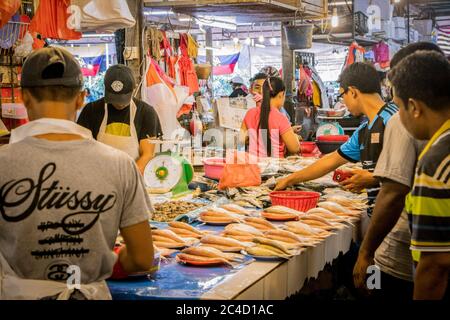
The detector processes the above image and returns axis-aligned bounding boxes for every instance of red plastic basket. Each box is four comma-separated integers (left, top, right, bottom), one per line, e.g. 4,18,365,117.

269,191,320,212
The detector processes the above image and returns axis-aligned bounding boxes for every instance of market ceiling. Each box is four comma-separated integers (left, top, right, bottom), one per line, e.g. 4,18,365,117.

143,0,328,23
410,0,450,18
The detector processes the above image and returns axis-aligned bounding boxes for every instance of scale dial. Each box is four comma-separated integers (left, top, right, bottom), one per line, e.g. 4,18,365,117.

316,122,343,136
144,155,183,190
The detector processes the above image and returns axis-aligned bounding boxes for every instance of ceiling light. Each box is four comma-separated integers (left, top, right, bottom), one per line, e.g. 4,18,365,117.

258,35,265,43
331,8,339,28
270,37,277,45
144,10,174,16
245,37,251,45
233,37,240,44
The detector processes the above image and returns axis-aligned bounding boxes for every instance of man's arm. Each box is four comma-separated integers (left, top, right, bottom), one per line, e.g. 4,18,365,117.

136,138,156,175
119,221,154,273
414,252,450,300
275,151,348,190
238,123,249,150
353,178,410,289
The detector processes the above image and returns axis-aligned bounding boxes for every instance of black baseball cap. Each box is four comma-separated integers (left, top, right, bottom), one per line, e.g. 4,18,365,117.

21,47,83,88
104,64,136,106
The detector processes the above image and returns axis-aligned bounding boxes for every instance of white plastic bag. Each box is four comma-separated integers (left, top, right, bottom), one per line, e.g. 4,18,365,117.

68,0,135,33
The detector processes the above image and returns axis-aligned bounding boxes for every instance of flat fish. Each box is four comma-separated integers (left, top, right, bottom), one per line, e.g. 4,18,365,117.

244,217,277,230
176,253,231,266
265,206,305,216
225,223,264,236
168,221,204,235
152,229,187,243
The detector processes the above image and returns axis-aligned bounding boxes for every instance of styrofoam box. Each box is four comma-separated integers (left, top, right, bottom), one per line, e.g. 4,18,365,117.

392,17,406,28
394,27,407,41
1,103,28,119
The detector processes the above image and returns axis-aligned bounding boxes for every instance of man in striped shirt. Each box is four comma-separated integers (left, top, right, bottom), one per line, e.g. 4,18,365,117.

390,51,450,300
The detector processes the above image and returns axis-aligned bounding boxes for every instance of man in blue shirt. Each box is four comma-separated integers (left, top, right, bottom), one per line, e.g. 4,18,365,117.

276,62,397,217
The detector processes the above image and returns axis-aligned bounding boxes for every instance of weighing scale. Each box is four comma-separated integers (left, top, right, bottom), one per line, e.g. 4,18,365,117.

316,116,345,136
143,152,194,197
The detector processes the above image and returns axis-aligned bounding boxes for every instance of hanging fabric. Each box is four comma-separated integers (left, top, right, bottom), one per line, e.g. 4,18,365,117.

345,41,366,67
68,0,136,33
0,0,20,29
142,56,191,139
146,27,163,61
30,0,82,40
187,34,199,59
373,41,390,63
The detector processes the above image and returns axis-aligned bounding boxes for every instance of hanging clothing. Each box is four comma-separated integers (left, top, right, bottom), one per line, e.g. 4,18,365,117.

345,42,366,66
187,34,199,59
178,56,200,95
0,0,20,29
146,27,163,61
312,81,322,107
95,100,140,160
373,41,390,63
30,0,82,40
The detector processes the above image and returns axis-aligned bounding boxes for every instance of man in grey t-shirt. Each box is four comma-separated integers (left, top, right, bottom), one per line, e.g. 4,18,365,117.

0,48,154,299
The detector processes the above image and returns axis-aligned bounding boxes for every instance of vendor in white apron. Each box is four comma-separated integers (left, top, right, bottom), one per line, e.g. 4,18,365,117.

78,65,162,174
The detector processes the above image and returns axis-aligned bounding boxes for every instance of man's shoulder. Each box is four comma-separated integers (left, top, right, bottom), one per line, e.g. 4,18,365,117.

379,103,399,125
419,131,450,182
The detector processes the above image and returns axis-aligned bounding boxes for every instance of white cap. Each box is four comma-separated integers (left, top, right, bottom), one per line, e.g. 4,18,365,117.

230,76,244,84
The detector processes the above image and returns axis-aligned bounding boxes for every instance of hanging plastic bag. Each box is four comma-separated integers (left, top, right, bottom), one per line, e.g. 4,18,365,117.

218,152,261,190
0,0,20,29
68,0,135,33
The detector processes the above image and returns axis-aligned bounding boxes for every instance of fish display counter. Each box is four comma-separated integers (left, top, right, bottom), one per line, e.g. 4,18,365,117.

108,179,366,300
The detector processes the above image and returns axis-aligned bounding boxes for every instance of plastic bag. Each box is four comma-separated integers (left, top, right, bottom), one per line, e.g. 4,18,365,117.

218,152,261,190
69,0,135,33
0,0,20,29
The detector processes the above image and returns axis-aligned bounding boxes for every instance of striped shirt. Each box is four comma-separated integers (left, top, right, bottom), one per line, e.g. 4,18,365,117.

338,102,399,216
405,119,450,262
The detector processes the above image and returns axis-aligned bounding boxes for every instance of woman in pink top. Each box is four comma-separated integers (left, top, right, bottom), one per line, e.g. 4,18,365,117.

240,77,300,158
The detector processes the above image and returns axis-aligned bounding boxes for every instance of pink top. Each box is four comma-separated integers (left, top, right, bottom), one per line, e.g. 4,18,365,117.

243,106,292,158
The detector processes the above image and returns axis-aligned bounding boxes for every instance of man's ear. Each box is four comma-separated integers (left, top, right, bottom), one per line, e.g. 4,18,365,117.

408,99,423,119
348,86,358,99
75,90,86,110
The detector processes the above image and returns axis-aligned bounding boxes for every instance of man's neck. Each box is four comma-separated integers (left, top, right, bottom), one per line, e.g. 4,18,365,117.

361,95,386,123
425,110,450,140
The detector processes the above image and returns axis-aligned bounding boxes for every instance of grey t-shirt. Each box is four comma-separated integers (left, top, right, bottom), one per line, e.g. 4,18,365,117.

0,137,152,283
373,113,425,282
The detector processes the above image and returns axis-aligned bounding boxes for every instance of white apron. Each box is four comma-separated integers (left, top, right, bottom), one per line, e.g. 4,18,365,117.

96,101,140,160
0,251,111,300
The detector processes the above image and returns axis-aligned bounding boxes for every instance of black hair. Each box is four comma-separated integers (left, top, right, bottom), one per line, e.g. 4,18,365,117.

259,77,285,156
251,73,268,83
339,62,381,95
390,41,444,69
389,51,450,111
23,86,82,103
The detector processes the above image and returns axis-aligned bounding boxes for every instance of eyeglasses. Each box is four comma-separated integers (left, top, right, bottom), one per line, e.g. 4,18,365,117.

337,89,347,100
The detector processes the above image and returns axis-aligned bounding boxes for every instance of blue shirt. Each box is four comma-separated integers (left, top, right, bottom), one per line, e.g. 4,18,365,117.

338,102,399,216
